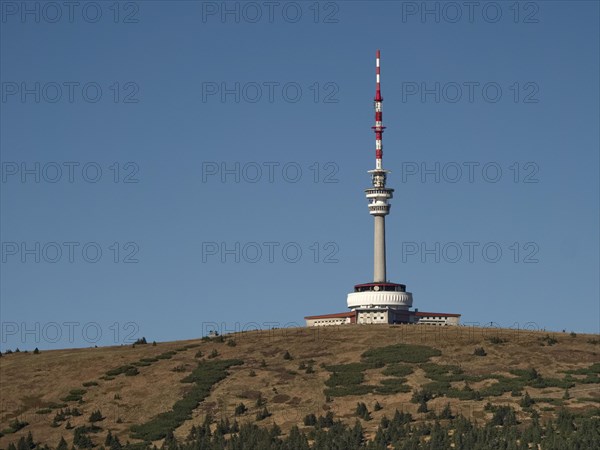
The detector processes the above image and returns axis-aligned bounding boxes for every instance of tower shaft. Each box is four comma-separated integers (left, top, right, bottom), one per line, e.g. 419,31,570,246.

373,215,386,282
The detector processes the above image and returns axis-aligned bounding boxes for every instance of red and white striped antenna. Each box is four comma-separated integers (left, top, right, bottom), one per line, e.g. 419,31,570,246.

373,49,386,170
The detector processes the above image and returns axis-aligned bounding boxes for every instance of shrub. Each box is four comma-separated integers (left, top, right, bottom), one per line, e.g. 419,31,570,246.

227,340,237,347
61,389,87,402
125,367,139,376
195,350,204,358
420,363,465,383
208,349,219,359
488,336,507,344
156,351,177,360
106,365,135,377
83,381,99,387
474,347,487,356
140,357,158,363
541,334,558,346
283,351,292,360
249,370,256,377
375,379,411,394
381,364,413,377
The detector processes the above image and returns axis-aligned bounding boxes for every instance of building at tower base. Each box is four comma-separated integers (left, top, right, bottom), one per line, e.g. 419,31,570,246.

304,310,461,327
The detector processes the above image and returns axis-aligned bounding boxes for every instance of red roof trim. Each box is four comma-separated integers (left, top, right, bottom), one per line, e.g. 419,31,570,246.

415,312,461,317
304,312,356,320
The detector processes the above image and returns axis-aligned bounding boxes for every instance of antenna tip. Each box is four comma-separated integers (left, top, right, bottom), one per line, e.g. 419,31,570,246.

376,49,380,58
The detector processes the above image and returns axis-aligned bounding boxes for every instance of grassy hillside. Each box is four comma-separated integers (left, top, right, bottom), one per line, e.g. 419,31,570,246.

1,325,599,448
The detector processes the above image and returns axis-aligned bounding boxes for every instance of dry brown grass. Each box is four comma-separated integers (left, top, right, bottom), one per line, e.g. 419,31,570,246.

1,325,598,447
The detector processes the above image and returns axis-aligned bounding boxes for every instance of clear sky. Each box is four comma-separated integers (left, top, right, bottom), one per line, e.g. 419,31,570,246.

1,1,598,350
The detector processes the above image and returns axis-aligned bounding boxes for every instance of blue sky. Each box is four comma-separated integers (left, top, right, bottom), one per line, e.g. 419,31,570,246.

1,1,598,349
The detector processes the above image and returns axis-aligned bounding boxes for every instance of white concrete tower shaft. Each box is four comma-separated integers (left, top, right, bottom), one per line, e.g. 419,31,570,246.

366,50,394,283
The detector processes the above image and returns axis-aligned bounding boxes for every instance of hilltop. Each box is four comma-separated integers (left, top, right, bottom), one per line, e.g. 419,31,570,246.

1,325,599,448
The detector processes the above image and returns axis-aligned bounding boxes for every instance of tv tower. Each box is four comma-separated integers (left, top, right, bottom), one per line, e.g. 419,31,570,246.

346,50,414,324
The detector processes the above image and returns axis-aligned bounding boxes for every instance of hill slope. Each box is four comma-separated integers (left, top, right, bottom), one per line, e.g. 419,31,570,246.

1,326,599,448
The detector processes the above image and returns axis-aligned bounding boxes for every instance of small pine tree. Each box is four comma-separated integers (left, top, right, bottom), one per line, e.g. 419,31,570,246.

355,402,371,420
440,403,453,419
417,399,428,413
256,406,271,421
563,388,570,400
520,391,534,408
56,437,68,450
303,413,317,426
89,409,104,423
105,431,113,446
109,435,122,450
33,348,40,354
26,431,35,449
283,351,292,360
260,359,267,368
234,403,247,415
373,401,382,411
255,394,265,407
